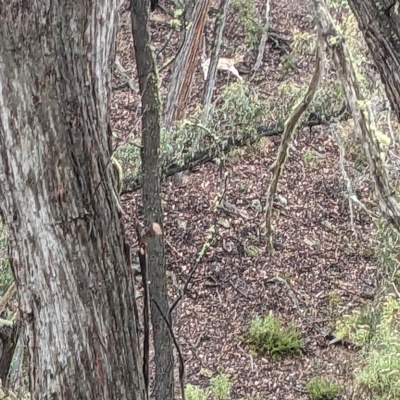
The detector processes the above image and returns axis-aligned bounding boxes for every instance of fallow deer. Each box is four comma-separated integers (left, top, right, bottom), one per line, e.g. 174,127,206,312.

201,54,244,81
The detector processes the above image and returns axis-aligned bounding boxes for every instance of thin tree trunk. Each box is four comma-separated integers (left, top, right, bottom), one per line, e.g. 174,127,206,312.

163,0,211,127
0,1,146,398
253,0,270,72
131,2,175,400
313,0,400,232
347,0,400,123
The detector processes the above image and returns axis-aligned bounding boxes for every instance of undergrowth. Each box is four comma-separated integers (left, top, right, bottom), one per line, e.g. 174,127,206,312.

306,377,341,400
230,0,263,49
185,373,232,400
242,312,303,358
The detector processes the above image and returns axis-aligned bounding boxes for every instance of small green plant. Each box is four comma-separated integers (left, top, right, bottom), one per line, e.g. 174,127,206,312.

185,384,207,400
306,377,341,400
210,374,231,400
243,312,304,358
328,290,341,310
244,244,261,258
303,149,316,168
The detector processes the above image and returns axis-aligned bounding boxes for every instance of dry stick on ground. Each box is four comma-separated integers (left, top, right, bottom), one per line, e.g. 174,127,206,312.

113,59,138,92
253,0,270,72
313,0,400,233
200,0,230,129
267,276,325,335
264,27,325,251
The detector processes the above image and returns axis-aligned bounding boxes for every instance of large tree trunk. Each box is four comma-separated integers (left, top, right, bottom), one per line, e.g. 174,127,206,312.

0,2,146,399
347,0,400,122
131,2,175,400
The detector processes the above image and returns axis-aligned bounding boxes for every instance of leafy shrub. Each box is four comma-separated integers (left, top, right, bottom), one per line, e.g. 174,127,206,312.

306,377,341,400
185,384,207,400
210,373,231,400
243,312,304,358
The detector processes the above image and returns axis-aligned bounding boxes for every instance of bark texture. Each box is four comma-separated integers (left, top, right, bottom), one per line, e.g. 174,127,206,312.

347,0,400,122
201,0,230,127
0,1,146,398
131,2,175,400
163,0,211,127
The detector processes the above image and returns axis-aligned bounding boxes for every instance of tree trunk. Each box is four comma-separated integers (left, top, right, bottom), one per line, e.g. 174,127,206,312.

313,0,400,231
163,0,211,127
131,2,175,400
0,2,146,399
347,0,400,123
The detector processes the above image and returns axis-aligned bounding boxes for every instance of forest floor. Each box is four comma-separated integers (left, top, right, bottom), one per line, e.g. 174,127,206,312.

111,0,377,398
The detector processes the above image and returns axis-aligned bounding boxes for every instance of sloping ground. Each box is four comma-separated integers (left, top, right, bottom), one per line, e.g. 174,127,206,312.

123,125,375,399
112,0,377,398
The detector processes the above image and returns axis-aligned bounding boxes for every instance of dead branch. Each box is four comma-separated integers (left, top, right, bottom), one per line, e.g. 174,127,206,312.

122,107,351,193
264,27,325,251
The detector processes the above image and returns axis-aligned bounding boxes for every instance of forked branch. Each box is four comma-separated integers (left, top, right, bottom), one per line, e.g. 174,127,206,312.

264,27,325,251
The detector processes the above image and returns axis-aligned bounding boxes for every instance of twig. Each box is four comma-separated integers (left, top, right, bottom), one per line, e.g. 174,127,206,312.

267,276,325,335
229,279,250,299
165,237,180,257
113,59,138,93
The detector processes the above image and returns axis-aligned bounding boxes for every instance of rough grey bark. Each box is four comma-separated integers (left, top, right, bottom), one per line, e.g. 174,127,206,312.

163,0,211,127
347,0,400,123
0,1,146,399
131,2,175,400
313,0,400,232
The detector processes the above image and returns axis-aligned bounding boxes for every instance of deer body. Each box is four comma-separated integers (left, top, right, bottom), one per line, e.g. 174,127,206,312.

201,55,244,81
